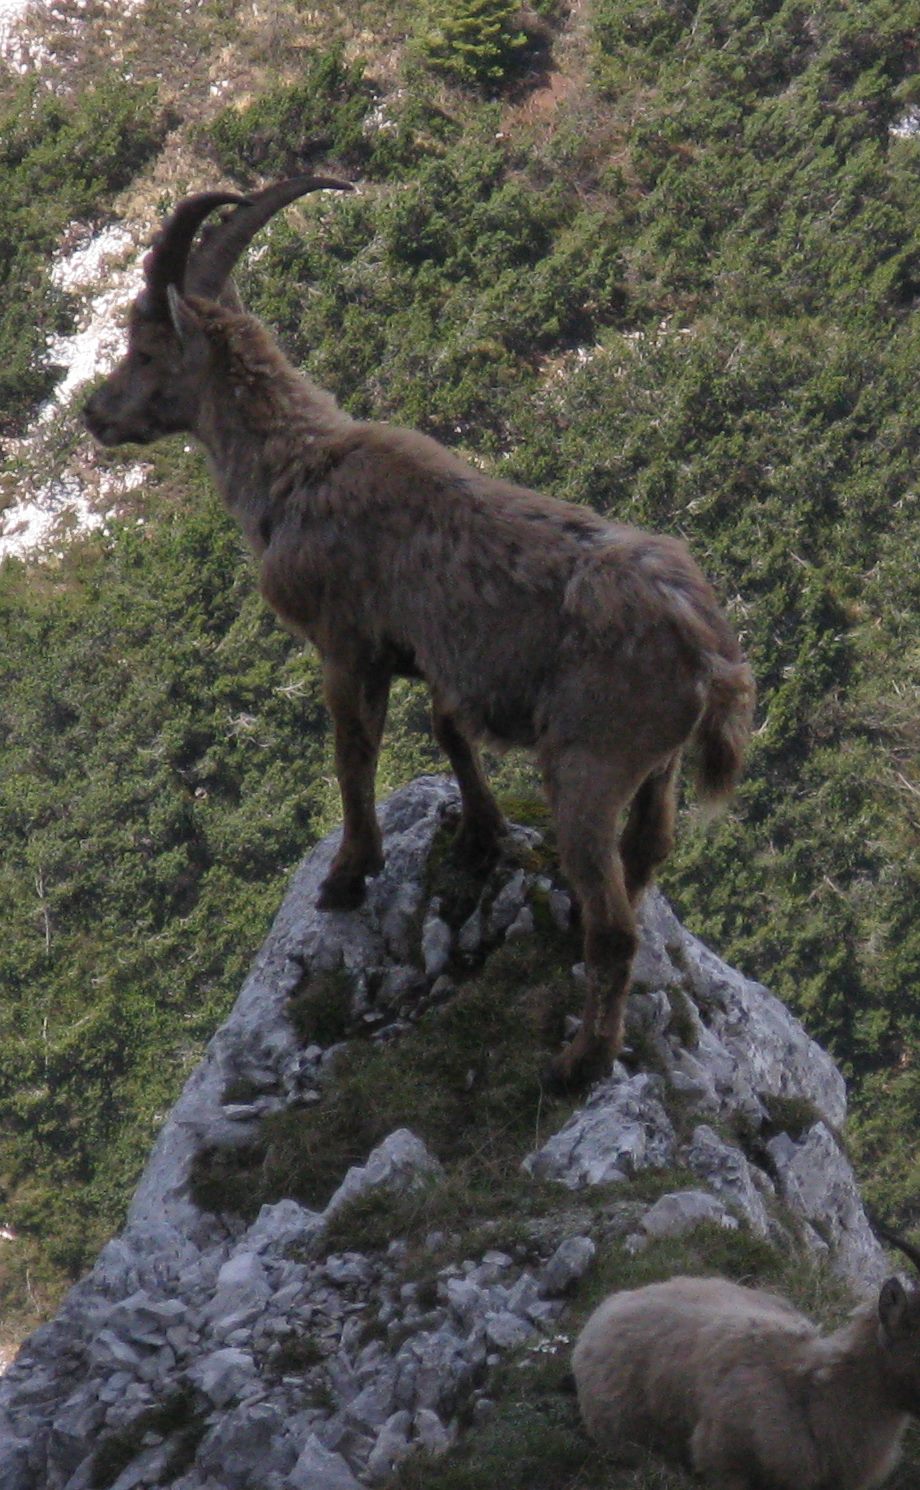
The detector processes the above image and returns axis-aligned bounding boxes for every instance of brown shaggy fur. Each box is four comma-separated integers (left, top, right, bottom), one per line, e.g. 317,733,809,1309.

84,187,754,1088
573,1275,920,1490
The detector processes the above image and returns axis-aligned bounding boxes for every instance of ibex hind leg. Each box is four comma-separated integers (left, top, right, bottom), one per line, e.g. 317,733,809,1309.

540,744,640,1091
619,751,680,906
431,702,506,870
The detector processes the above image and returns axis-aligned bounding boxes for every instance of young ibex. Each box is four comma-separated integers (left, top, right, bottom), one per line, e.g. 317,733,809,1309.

573,1274,920,1489
83,176,754,1088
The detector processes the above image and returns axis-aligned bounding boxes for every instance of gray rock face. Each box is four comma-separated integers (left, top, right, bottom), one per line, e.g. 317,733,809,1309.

0,776,887,1489
326,1130,443,1223
524,1072,676,1187
767,1122,887,1285
682,1124,772,1237
539,1237,597,1297
632,1190,738,1245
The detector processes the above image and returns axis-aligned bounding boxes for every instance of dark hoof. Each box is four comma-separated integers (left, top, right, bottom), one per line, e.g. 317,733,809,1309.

543,1044,614,1095
450,824,504,872
316,872,368,911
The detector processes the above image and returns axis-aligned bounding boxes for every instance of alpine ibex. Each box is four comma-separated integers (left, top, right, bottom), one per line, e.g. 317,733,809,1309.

83,176,754,1088
573,1273,920,1489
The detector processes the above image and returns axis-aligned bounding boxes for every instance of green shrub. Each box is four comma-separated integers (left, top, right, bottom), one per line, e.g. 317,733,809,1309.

414,0,529,88
204,48,377,181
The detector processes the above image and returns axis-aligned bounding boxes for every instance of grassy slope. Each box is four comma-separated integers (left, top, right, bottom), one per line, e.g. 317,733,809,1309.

0,0,918,1337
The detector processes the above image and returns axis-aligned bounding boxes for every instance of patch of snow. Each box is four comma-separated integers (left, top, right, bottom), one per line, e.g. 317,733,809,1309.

97,463,148,501
1,0,148,71
0,472,97,559
0,216,151,560
0,0,29,39
364,99,400,136
0,460,149,561
51,222,135,294
41,242,144,419
891,108,920,139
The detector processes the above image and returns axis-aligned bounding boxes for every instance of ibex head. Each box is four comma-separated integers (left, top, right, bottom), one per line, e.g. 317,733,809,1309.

877,1276,920,1412
83,175,351,448
868,1212,920,1412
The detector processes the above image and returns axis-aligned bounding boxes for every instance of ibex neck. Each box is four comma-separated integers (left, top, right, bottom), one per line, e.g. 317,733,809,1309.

191,310,351,547
807,1309,908,1487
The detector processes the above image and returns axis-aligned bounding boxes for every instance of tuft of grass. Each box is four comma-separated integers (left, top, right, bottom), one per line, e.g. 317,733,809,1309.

191,934,581,1219
287,966,355,1047
221,1075,266,1105
665,987,699,1050
322,1164,566,1262
268,1331,325,1375
90,1389,205,1489
759,1093,823,1142
391,1348,693,1490
188,1137,268,1219
424,819,495,934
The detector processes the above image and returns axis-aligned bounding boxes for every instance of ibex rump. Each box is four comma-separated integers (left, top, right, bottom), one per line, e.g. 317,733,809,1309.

573,1274,920,1489
83,177,754,1088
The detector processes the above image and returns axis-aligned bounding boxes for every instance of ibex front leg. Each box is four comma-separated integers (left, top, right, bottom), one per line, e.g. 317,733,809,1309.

318,659,391,910
431,700,506,869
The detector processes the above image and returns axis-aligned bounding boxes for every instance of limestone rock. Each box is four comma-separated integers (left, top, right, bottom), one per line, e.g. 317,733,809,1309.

767,1122,888,1285
539,1237,597,1297
0,776,888,1490
288,1436,363,1490
636,1189,738,1242
682,1124,771,1236
325,1129,443,1221
523,1072,676,1187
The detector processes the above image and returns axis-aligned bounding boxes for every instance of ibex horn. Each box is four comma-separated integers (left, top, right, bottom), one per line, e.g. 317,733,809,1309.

139,191,249,317
866,1207,920,1274
185,174,353,300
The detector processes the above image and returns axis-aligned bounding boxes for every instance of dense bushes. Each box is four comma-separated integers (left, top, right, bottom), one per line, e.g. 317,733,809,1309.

2,0,919,1312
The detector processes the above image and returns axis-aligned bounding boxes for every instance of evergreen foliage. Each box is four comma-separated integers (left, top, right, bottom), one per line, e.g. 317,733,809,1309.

414,0,529,87
1,0,918,1322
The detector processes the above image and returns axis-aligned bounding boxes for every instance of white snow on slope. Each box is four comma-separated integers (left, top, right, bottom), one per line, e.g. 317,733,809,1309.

2,0,148,70
891,108,920,140
0,0,161,560
1,223,149,561
43,224,143,417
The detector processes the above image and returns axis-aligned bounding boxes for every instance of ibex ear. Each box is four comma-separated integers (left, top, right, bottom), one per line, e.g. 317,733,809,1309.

166,284,203,346
879,1276,909,1339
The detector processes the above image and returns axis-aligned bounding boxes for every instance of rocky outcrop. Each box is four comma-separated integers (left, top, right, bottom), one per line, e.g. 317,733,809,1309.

0,777,887,1490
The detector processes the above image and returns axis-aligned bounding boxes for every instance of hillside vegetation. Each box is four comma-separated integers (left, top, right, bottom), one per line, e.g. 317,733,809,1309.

0,0,918,1329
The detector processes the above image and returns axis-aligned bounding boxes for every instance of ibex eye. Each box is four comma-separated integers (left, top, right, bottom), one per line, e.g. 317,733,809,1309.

136,351,153,367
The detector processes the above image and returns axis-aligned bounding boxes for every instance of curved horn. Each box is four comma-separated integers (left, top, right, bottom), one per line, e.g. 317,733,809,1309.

867,1208,920,1274
138,191,249,317
185,174,353,299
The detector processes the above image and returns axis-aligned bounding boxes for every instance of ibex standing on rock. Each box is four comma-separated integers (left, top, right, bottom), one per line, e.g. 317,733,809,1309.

573,1273,920,1489
83,176,754,1088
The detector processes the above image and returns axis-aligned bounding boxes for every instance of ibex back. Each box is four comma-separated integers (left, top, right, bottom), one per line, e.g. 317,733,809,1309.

83,178,754,1088
573,1274,920,1489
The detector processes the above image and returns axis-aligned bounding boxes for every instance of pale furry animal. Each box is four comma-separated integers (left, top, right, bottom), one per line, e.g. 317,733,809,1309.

83,176,754,1088
573,1274,920,1489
